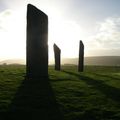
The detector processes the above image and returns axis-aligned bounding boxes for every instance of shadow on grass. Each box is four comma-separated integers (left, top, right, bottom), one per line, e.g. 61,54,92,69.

93,73,120,81
62,70,120,102
3,77,63,120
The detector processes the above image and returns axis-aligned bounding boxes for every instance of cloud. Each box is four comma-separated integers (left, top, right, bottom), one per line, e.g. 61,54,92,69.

0,9,26,60
96,17,120,48
0,9,12,31
86,17,120,52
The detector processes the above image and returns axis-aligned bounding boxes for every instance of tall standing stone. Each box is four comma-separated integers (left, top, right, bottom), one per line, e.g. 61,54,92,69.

53,44,61,71
7,4,64,120
26,4,48,78
78,40,84,72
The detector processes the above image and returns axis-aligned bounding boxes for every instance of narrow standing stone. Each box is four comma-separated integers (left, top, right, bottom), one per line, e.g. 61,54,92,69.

26,4,48,78
78,40,84,72
53,44,61,71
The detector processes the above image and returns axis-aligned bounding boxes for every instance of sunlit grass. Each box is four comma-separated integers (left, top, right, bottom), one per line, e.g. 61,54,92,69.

49,65,120,120
0,65,120,120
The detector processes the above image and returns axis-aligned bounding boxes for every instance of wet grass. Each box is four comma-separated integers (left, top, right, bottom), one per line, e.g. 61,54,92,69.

0,65,120,120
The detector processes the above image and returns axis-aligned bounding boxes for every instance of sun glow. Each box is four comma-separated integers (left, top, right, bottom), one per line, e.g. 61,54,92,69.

49,16,85,60
0,3,86,62
0,9,26,60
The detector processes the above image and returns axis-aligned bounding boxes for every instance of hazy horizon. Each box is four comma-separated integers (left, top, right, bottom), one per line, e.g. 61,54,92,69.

1,56,120,66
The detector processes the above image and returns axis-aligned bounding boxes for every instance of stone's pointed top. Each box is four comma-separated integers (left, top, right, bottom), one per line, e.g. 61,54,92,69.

54,43,59,48
54,43,61,52
80,40,83,43
27,3,48,17
27,3,34,8
80,40,84,46
53,43,57,47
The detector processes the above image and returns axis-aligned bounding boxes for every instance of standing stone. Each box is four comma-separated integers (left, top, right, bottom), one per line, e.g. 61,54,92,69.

26,4,48,78
53,44,61,71
78,40,84,72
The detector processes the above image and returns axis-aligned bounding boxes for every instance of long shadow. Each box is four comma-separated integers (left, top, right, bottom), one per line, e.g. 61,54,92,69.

62,70,120,102
93,73,120,81
4,77,63,120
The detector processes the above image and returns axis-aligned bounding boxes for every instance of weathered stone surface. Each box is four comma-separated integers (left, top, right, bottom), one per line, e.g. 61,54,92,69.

6,4,63,120
78,40,84,72
53,44,61,70
26,4,48,78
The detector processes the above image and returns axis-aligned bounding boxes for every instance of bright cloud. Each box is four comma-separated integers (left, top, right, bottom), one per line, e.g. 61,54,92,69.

94,17,120,49
0,9,26,60
85,17,120,56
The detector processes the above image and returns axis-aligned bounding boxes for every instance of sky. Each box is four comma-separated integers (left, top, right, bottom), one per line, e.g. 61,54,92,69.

0,0,120,62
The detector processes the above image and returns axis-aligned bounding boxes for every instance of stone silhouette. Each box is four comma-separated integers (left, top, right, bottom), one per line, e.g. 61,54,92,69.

53,44,61,71
6,4,63,120
78,40,84,72
26,4,48,78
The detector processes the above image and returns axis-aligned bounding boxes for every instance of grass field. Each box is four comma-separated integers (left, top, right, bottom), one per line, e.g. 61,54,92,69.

0,65,120,120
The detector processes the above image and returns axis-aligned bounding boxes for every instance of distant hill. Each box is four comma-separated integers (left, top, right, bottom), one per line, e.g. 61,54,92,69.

62,56,120,66
0,56,120,66
0,59,25,65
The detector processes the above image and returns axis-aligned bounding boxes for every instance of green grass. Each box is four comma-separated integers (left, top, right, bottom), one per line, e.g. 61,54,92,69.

0,65,120,120
0,65,25,112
